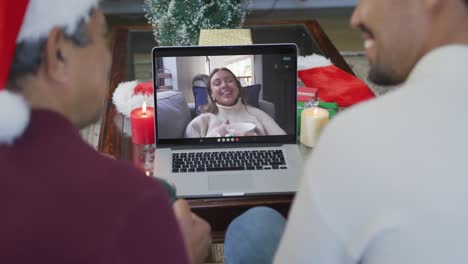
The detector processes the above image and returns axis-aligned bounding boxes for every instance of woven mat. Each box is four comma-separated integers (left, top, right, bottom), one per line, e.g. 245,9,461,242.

342,54,398,96
205,243,224,264
199,29,252,46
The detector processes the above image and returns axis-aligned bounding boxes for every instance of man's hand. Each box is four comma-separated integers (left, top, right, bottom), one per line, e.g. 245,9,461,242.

173,199,212,264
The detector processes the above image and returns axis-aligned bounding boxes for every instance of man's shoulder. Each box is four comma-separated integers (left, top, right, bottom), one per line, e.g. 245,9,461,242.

308,87,418,194
308,88,413,195
87,156,165,197
323,89,406,143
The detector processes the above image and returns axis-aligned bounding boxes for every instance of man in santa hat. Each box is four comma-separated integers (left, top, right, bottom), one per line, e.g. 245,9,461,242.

0,1,210,263
224,0,468,263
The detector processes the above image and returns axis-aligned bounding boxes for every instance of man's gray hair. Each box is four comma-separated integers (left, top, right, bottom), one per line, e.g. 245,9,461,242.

8,15,91,90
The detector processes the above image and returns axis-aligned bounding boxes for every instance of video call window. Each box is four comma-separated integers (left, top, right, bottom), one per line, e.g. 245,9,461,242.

155,54,296,140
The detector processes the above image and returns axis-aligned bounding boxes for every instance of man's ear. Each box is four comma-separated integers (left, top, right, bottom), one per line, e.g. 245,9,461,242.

43,27,70,84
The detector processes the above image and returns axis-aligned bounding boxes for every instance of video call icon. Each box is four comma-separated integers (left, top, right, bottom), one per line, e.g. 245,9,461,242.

216,138,238,143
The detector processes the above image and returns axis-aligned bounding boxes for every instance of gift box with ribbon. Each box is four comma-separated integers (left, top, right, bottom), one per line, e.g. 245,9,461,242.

298,86,318,103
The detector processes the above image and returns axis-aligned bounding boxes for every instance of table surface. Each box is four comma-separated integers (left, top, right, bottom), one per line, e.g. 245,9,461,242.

99,20,353,242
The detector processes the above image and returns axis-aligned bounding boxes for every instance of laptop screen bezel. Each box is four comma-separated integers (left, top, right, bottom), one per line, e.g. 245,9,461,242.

152,44,298,148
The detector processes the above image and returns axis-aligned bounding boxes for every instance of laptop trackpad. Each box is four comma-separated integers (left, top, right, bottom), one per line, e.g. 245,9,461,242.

208,173,253,192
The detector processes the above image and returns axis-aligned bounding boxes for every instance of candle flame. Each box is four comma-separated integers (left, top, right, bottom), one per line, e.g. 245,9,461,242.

142,101,147,113
313,107,320,116
145,171,151,177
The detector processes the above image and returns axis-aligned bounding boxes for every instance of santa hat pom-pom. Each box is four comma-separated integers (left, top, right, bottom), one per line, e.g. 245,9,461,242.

112,81,155,117
112,80,139,117
0,90,30,145
298,54,333,71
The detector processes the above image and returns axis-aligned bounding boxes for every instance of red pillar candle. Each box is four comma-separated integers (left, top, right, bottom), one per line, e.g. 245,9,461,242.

130,102,155,144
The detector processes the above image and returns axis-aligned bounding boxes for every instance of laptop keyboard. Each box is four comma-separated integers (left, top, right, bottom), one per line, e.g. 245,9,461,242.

172,149,287,173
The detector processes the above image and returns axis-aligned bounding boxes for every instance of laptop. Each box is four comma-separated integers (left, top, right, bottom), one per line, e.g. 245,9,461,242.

152,44,303,198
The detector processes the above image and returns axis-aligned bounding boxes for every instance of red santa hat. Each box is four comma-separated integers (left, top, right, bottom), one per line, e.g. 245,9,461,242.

0,0,100,145
113,81,155,117
298,54,375,107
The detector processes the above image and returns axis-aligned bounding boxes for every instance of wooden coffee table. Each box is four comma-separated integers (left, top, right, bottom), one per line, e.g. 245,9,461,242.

99,20,353,242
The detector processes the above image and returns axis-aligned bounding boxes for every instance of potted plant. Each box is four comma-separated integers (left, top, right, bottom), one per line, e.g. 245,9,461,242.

144,0,252,46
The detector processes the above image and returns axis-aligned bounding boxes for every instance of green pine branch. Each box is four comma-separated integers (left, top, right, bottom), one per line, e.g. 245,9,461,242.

143,0,252,46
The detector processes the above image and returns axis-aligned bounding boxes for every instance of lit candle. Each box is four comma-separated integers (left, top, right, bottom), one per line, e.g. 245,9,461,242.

130,101,155,145
300,107,329,147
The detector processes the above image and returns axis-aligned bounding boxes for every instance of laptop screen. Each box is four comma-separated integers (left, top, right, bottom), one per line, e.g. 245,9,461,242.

152,44,297,147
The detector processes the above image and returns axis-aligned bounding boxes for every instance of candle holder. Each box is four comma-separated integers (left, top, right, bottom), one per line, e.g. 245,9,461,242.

132,143,156,176
132,143,176,202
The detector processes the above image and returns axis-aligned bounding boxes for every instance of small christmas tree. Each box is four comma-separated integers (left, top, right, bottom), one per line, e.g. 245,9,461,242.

144,0,252,46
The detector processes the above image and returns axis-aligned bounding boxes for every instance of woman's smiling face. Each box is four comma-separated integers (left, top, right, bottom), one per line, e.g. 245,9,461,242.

210,69,240,106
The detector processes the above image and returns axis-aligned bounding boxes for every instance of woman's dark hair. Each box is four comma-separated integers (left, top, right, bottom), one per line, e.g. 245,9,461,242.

7,9,94,91
200,67,249,114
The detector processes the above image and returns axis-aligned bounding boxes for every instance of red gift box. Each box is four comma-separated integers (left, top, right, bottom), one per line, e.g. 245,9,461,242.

297,86,318,103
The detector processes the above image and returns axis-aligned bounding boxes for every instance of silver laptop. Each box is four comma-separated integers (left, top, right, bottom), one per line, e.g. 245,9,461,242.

152,44,303,198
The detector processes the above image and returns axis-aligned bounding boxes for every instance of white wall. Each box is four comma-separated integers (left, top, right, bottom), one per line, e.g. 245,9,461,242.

254,55,263,98
176,57,206,103
209,55,251,71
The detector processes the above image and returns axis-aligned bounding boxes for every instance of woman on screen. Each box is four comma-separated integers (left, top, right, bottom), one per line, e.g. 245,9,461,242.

185,68,286,138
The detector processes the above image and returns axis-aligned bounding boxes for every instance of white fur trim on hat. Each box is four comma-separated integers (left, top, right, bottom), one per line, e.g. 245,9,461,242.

17,0,100,43
298,54,333,71
112,81,154,117
0,90,30,145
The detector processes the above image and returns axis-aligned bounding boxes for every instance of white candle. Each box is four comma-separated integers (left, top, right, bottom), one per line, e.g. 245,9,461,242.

300,107,329,147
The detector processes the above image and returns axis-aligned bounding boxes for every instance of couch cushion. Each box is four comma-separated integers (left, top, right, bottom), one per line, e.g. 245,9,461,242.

193,86,208,115
244,84,261,108
156,91,191,139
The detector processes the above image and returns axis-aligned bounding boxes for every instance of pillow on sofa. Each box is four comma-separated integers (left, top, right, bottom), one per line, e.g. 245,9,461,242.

193,84,262,113
157,91,191,139
193,86,208,114
243,84,261,108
